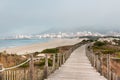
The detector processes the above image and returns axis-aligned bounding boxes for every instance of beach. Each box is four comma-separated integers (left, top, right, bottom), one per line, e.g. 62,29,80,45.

0,38,86,55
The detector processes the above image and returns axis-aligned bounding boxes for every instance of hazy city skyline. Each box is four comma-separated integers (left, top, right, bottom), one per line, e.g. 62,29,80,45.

0,0,120,36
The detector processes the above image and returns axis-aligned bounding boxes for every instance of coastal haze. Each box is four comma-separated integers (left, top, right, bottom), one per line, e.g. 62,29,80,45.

0,0,120,37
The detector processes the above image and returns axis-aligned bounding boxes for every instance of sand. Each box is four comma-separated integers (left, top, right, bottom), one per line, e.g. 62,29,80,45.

0,38,86,55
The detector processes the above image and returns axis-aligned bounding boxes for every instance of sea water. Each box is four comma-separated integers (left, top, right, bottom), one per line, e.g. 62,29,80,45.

0,38,50,49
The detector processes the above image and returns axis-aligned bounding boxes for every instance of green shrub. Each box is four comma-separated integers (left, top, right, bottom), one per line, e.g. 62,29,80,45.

94,41,106,47
35,59,45,66
34,58,53,67
41,48,59,53
101,50,115,54
20,63,29,68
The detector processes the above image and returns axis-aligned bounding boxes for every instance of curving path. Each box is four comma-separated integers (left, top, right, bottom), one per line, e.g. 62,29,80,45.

45,45,107,80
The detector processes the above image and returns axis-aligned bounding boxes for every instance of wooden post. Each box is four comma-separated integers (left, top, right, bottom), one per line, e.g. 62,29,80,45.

44,53,48,79
96,55,99,71
109,54,111,80
59,53,62,67
113,72,116,80
112,72,114,80
109,70,111,80
107,54,110,80
29,54,34,80
115,74,118,80
52,54,55,72
61,53,64,64
63,53,65,64
93,54,96,68
66,51,69,59
92,54,94,66
64,52,66,61
100,54,103,75
0,64,3,80
57,53,60,69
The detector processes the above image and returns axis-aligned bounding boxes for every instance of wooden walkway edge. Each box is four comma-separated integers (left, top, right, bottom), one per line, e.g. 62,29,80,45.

45,45,107,80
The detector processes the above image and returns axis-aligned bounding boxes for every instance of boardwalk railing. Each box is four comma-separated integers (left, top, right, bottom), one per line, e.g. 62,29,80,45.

86,43,119,80
0,42,83,80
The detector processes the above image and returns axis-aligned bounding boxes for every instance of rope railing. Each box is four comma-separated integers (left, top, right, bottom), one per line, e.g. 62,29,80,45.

0,57,44,72
0,58,31,72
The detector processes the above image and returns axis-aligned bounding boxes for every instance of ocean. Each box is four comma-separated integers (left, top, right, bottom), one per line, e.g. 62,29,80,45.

0,38,50,49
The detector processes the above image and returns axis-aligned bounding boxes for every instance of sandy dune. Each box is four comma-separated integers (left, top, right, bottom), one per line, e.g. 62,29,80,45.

0,38,86,55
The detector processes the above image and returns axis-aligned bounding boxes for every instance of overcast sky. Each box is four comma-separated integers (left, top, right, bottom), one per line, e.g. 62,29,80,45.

0,0,120,36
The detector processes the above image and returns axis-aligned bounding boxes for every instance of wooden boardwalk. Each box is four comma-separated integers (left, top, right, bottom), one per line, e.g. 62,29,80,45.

45,45,107,80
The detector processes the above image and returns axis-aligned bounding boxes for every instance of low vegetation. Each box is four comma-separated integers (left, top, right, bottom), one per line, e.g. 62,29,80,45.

0,45,72,68
94,41,107,47
92,40,120,57
91,40,120,76
41,48,59,53
113,39,120,46
0,52,27,68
